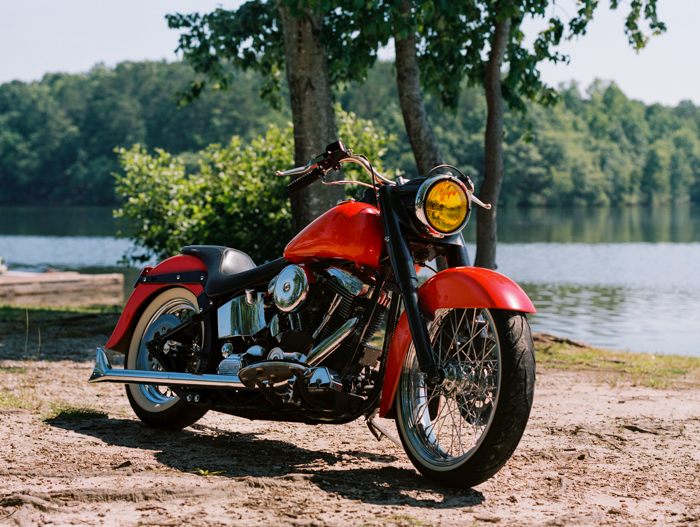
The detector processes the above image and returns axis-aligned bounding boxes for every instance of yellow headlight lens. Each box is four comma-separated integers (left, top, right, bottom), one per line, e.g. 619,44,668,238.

425,180,469,233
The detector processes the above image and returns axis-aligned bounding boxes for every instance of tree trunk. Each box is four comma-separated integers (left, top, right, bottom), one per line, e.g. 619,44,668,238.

278,4,344,234
394,0,442,176
474,16,511,270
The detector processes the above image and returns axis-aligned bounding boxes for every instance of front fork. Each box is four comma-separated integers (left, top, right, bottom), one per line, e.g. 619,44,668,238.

378,186,463,384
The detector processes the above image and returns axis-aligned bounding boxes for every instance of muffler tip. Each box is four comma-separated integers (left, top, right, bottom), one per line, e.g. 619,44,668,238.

88,347,112,383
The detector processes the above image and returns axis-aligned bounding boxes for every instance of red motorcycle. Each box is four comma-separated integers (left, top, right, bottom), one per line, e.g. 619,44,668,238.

89,141,536,488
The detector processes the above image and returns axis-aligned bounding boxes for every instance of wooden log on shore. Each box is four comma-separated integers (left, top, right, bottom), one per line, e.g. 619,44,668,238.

0,271,124,306
532,332,590,348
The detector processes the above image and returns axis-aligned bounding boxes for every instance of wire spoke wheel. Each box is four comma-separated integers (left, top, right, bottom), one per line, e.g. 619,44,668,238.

134,302,200,406
125,288,208,430
400,308,500,465
395,308,535,488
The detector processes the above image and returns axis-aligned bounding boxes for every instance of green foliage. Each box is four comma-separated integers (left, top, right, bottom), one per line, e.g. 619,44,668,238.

167,2,286,108
115,127,293,263
357,0,663,118
0,62,290,206
114,106,394,263
167,0,393,107
3,59,700,209
335,103,399,198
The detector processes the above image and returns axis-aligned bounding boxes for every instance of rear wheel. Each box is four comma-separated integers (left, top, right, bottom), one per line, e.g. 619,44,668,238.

125,288,208,430
395,308,535,488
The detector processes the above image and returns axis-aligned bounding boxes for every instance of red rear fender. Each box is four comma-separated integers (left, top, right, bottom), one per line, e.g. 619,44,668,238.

104,255,206,353
379,267,535,417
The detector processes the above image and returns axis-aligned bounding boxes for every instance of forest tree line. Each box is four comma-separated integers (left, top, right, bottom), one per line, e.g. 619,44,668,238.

1,59,699,207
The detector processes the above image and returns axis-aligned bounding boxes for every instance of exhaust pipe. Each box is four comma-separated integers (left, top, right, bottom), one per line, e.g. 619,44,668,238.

89,314,359,390
88,348,247,389
306,317,359,366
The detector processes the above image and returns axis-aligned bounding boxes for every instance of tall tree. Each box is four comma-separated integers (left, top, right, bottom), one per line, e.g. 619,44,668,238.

277,4,344,233
171,0,448,216
477,9,512,269
393,0,442,176
168,1,343,233
416,0,665,269
169,0,665,256
326,0,447,176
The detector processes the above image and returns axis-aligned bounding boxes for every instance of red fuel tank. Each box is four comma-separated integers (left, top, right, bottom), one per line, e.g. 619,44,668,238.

284,201,384,271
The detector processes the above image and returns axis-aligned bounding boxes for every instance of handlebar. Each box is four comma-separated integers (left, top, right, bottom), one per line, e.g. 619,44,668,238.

284,166,324,196
276,140,395,196
276,141,492,210
276,164,319,179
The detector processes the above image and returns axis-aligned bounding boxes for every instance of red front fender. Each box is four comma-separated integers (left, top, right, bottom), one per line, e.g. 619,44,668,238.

379,267,535,417
104,255,207,353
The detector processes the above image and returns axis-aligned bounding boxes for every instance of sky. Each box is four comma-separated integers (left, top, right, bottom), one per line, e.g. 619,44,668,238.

1,0,698,107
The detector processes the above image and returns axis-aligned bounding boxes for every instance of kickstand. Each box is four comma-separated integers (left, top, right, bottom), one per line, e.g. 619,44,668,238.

365,411,402,448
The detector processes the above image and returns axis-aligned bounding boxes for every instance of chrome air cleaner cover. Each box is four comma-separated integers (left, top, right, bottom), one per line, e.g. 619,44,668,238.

272,264,310,312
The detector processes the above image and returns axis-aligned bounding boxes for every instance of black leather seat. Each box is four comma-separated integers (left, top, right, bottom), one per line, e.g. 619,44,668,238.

182,245,289,298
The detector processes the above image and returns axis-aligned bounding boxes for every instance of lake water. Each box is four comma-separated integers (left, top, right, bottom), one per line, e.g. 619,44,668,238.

1,205,699,356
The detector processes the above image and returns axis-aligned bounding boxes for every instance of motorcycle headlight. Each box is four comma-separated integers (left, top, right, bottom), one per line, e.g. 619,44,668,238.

414,175,471,237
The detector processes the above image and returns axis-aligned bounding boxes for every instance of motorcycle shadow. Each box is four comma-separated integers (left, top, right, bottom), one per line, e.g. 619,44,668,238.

307,467,485,508
47,416,485,508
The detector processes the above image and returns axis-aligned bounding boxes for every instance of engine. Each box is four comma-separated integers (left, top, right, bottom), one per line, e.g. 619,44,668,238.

215,265,388,396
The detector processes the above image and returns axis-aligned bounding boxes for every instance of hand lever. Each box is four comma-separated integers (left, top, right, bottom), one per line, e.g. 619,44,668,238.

471,195,492,210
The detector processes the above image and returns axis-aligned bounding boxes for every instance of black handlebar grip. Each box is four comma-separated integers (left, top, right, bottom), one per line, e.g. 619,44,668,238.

286,168,322,196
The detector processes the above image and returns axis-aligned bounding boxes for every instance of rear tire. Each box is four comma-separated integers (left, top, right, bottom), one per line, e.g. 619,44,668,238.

125,288,209,430
395,308,535,488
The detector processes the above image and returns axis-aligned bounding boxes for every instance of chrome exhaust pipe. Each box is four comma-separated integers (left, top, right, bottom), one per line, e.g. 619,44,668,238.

305,317,359,366
88,348,247,389
89,313,359,390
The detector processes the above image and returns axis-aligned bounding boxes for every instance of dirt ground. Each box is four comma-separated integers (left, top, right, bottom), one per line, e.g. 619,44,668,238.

1,330,700,526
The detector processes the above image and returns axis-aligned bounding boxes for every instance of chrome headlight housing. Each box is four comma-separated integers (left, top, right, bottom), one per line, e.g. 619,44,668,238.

414,175,471,237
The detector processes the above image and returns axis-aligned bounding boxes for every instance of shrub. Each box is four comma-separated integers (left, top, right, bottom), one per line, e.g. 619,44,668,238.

114,106,395,264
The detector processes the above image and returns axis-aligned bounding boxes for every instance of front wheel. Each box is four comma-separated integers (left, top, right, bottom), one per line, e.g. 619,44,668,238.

125,288,209,430
395,308,535,488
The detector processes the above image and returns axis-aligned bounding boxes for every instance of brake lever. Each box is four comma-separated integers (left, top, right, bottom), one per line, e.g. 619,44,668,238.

471,194,492,210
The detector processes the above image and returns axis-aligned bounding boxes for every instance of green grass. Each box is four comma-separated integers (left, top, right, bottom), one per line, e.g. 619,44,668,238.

43,401,108,422
535,340,700,389
0,379,43,411
0,304,121,341
0,366,27,374
0,389,33,410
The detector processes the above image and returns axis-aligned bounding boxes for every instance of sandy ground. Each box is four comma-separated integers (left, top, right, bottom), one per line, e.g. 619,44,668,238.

1,333,700,526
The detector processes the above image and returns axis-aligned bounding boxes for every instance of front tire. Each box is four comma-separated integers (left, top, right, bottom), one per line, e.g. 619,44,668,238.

125,288,209,430
395,308,535,488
